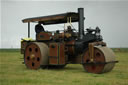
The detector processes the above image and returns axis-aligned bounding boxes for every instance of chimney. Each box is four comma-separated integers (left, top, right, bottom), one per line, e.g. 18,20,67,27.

78,8,84,40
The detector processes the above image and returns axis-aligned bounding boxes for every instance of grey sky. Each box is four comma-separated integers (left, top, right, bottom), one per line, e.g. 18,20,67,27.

0,0,128,48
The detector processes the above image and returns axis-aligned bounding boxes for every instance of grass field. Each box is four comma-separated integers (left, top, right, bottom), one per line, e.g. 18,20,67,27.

0,49,128,85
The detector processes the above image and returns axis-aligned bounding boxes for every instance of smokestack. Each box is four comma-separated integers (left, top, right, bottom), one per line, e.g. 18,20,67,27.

78,8,84,40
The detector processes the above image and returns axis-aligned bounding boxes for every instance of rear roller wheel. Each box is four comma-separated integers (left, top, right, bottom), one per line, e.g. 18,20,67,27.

24,42,49,70
83,47,116,74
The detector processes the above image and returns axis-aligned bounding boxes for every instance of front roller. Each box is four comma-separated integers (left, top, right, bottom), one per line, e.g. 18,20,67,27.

24,42,49,69
82,46,117,74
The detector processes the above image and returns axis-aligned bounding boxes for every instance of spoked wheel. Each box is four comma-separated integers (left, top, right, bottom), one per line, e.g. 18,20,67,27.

24,42,49,70
83,47,116,74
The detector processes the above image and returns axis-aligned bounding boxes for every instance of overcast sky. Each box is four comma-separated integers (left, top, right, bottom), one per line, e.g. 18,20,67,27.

0,0,128,48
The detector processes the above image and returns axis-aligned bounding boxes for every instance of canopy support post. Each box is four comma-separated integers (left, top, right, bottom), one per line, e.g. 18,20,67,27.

28,22,30,38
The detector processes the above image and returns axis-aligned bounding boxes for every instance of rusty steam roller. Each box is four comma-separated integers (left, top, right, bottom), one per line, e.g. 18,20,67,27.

21,8,118,74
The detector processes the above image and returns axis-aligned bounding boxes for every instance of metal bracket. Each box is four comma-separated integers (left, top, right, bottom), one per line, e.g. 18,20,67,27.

88,42,106,62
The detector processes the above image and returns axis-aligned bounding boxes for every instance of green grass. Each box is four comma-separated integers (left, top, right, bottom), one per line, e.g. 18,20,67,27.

0,49,128,85
0,49,20,52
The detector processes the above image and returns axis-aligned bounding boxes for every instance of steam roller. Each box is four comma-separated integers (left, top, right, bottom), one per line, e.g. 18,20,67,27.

21,8,118,74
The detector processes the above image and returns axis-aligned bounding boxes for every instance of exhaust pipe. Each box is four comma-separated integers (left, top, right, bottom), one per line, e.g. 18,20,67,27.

78,8,84,40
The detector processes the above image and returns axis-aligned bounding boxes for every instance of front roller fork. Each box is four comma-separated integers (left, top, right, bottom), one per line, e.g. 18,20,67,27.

88,42,106,62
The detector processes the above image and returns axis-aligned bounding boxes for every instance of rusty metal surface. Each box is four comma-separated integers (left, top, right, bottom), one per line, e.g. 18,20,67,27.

88,42,106,62
49,43,58,64
22,12,79,25
49,43,65,65
83,47,105,73
59,44,65,64
96,47,116,73
36,32,52,41
24,42,49,69
65,40,75,55
21,41,33,54
83,46,116,74
21,41,28,54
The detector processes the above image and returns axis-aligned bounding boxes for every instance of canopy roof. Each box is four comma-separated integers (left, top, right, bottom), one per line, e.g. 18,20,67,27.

22,12,79,25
